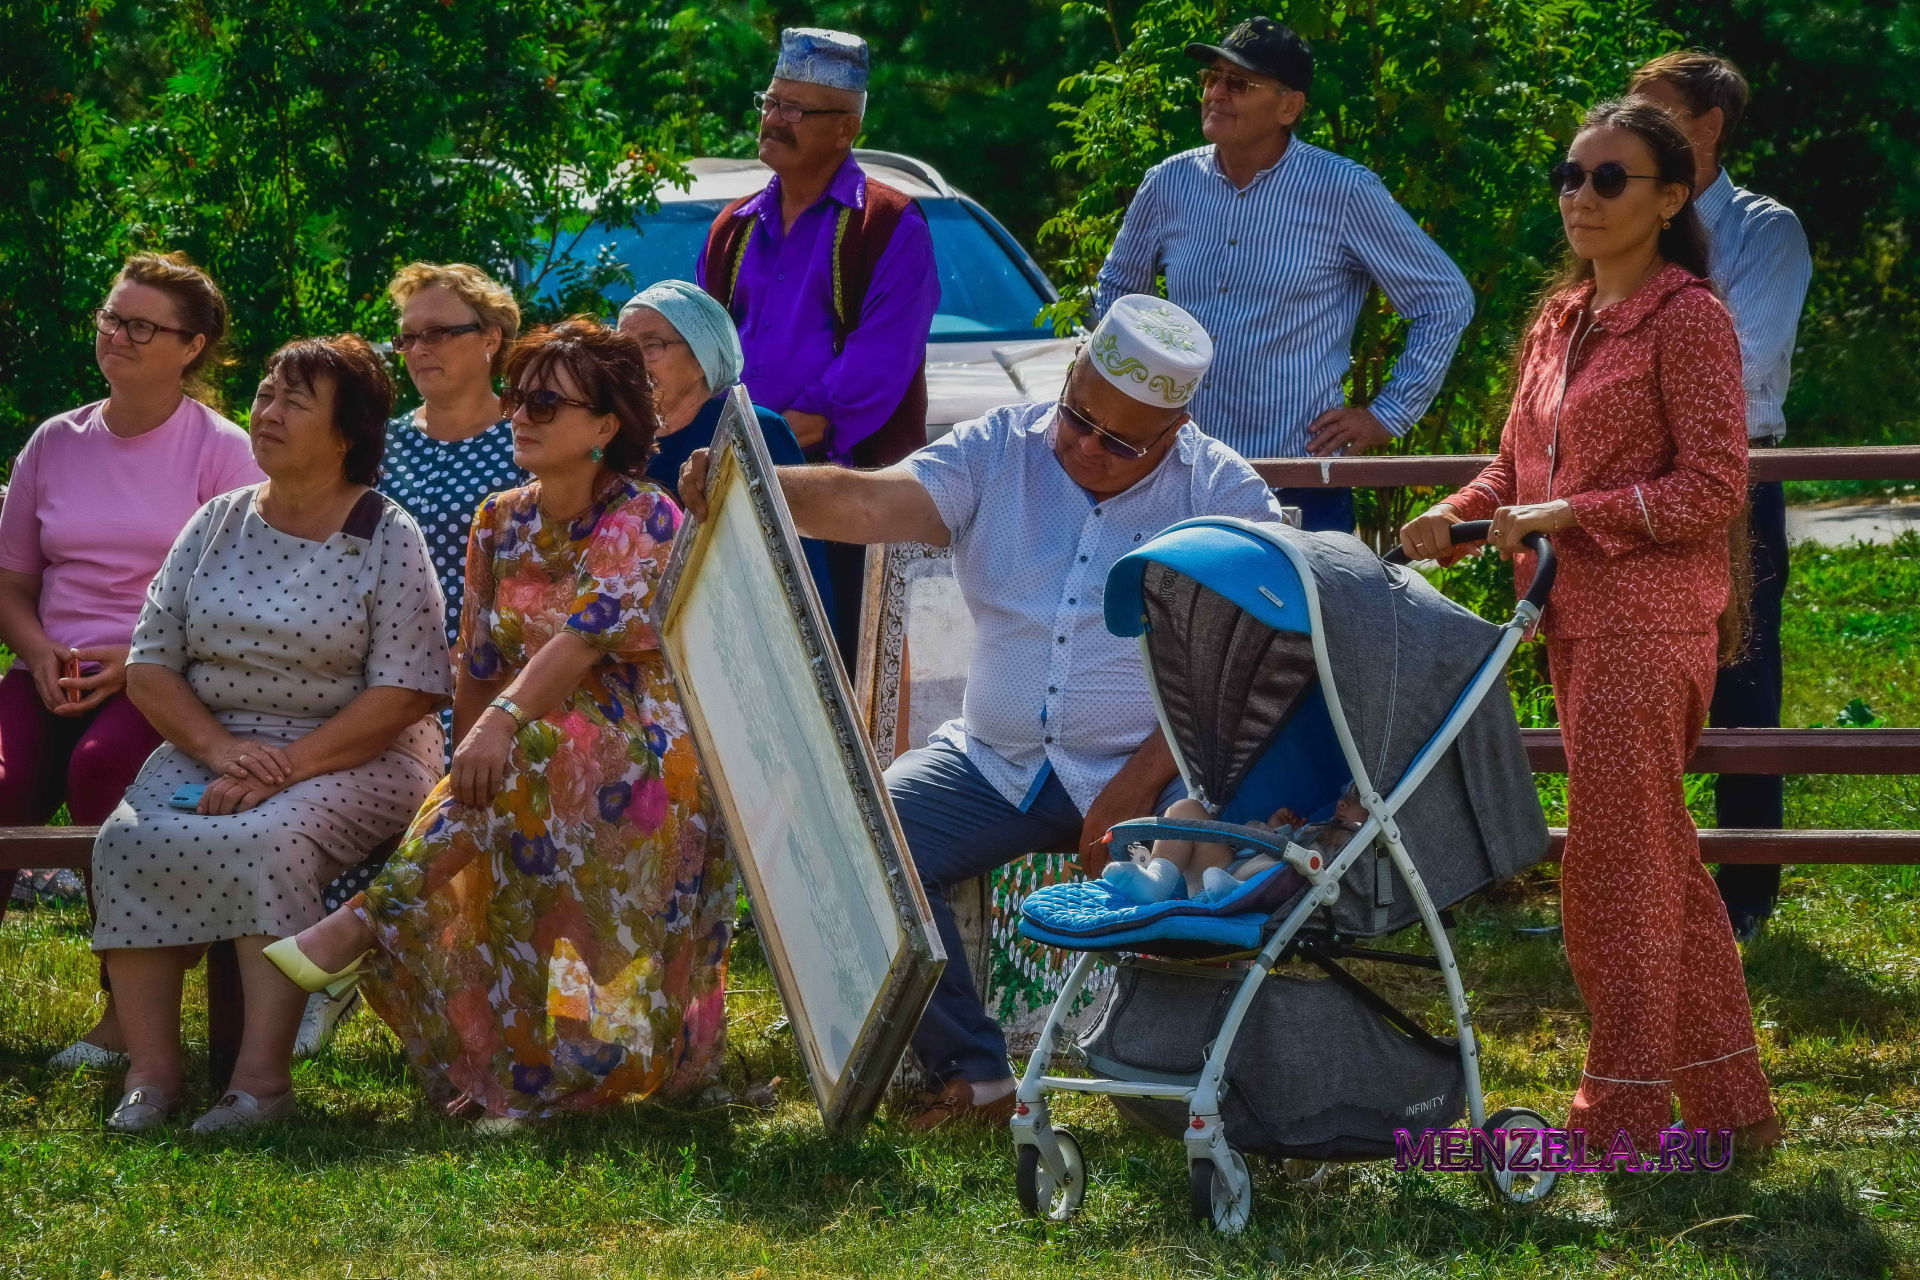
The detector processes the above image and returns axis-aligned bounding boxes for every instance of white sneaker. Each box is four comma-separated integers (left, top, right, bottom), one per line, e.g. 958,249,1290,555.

49,1039,130,1072
292,986,361,1061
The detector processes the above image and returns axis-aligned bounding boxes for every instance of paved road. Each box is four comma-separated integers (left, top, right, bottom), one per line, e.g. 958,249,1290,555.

1786,502,1920,546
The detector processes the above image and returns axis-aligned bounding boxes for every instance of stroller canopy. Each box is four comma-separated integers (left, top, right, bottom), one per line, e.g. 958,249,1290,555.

1107,519,1548,933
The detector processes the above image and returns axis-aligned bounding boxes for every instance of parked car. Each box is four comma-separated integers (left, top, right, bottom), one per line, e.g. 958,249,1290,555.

519,150,1078,436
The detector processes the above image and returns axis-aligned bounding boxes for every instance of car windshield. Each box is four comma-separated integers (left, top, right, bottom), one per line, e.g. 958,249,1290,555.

542,196,1055,342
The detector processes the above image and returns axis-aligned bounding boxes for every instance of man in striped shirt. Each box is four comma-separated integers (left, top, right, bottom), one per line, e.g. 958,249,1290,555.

1093,16,1474,533
1633,52,1814,943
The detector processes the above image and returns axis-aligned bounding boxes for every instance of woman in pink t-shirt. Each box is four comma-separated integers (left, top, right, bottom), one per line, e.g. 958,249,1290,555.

0,251,262,1065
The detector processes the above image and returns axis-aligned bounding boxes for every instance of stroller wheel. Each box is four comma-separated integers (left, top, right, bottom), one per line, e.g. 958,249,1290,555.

1189,1148,1253,1234
1279,1158,1335,1188
1015,1128,1086,1221
1479,1107,1561,1208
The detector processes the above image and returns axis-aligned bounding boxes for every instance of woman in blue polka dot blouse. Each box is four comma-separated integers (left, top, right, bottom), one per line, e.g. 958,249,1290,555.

378,263,528,646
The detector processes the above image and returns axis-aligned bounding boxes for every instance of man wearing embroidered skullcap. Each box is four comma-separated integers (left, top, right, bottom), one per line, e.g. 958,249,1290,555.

680,297,1285,1130
1094,16,1474,533
697,27,940,669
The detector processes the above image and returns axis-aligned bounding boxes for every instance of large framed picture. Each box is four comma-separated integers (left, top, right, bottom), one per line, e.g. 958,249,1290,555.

653,385,945,1133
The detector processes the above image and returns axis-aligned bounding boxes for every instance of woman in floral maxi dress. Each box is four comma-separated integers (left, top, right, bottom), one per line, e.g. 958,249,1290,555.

268,319,734,1121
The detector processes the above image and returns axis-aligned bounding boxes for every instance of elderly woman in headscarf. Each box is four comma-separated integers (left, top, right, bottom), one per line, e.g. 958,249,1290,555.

617,280,834,613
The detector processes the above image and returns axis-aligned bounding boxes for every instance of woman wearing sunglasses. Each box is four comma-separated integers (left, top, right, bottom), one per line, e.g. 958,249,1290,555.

1400,98,1778,1161
0,251,261,1071
266,319,736,1129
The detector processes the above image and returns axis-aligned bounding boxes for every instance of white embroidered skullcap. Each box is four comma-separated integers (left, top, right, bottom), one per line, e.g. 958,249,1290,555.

1087,295,1213,409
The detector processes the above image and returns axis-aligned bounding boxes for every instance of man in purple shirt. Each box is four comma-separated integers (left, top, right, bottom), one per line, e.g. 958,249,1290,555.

698,28,941,665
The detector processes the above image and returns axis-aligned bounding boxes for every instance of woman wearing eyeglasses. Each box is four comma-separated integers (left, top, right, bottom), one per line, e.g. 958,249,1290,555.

615,278,834,613
1400,98,1777,1161
265,319,735,1127
0,251,261,1070
379,263,526,647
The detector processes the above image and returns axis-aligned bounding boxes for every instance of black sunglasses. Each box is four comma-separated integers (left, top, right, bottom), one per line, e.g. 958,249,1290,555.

1550,160,1663,200
501,385,600,424
1055,398,1181,460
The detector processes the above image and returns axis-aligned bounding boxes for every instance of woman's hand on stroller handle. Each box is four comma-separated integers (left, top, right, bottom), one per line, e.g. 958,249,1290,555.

1390,510,1558,612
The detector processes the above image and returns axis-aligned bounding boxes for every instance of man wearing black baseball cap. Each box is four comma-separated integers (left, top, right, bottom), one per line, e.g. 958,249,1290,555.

1095,16,1473,533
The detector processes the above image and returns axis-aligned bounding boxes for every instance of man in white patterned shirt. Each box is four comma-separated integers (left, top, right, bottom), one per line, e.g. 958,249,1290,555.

681,297,1284,1130
1094,16,1474,533
1633,52,1813,942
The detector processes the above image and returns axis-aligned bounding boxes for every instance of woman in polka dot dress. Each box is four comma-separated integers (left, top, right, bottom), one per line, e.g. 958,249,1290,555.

1401,99,1779,1160
377,262,526,650
92,336,452,1134
268,320,735,1126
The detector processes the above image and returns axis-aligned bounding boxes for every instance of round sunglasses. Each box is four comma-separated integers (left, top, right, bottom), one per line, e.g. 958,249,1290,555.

501,385,601,424
1054,398,1180,460
1549,160,1663,200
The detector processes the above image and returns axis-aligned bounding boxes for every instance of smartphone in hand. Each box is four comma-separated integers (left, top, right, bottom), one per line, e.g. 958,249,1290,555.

63,654,82,705
169,784,208,812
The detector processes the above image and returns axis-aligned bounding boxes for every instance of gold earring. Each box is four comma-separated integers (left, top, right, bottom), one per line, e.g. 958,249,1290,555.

1662,219,1672,230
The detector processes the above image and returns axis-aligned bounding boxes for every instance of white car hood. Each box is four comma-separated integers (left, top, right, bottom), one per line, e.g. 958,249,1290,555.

924,337,1078,436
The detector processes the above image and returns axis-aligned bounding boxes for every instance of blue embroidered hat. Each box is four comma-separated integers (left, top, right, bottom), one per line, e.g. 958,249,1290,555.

773,28,870,93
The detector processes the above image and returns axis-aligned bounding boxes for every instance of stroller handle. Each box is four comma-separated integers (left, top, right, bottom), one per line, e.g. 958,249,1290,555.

1382,520,1556,611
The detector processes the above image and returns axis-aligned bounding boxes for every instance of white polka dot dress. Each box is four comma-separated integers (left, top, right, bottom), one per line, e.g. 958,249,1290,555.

90,486,453,950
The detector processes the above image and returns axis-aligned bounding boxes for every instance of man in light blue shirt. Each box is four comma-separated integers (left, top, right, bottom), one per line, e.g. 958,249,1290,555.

680,297,1284,1129
1094,16,1474,533
1634,52,1814,941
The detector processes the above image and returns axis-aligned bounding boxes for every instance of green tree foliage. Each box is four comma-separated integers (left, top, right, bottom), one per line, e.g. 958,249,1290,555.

1,0,683,441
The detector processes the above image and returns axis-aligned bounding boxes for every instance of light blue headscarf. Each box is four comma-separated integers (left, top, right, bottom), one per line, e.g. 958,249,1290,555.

619,280,744,392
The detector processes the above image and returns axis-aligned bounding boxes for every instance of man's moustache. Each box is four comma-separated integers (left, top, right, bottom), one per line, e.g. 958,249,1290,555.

760,128,796,147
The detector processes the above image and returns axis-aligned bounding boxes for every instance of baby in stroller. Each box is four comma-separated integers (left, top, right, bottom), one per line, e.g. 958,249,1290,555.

1103,787,1368,903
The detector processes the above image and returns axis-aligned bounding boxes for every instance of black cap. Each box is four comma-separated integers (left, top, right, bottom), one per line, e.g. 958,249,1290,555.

1185,16,1313,92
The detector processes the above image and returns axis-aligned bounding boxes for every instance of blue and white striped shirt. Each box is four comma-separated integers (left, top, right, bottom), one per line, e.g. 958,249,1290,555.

1094,141,1474,458
1697,169,1812,441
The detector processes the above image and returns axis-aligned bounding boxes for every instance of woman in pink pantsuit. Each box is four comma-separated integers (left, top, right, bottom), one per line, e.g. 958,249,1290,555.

1401,98,1779,1159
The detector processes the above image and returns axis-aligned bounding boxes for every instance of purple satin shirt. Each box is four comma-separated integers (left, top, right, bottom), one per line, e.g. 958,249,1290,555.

697,154,940,464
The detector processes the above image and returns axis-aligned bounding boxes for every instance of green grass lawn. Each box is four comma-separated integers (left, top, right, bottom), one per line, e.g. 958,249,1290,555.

3,538,1916,1279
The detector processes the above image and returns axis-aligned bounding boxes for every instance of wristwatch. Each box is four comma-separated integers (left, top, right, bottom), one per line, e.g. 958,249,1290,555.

488,696,531,731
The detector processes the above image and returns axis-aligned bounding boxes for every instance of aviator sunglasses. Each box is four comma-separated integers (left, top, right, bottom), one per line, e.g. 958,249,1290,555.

1549,160,1663,200
1054,398,1180,460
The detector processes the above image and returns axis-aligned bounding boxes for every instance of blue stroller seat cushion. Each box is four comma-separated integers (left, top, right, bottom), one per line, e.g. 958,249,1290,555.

1018,860,1307,953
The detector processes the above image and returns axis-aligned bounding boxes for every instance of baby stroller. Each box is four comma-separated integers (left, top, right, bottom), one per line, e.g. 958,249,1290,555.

1009,517,1558,1233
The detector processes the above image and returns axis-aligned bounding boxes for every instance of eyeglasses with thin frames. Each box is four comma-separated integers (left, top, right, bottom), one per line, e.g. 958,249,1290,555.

635,335,688,361
1199,67,1272,97
501,385,601,424
753,90,853,124
1054,398,1181,460
92,308,197,345
393,322,483,352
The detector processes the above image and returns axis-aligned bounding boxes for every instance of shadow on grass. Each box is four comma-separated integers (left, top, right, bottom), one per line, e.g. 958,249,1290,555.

1745,928,1918,1039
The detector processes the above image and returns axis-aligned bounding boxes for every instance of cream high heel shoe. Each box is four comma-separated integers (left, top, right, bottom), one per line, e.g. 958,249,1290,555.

263,936,368,997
